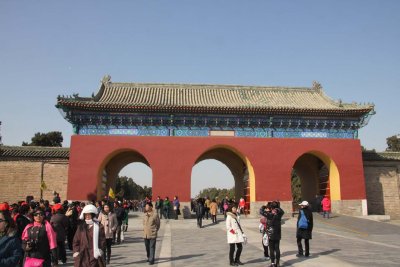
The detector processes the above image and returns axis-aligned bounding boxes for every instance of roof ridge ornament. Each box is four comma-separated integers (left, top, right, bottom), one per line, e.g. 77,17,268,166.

312,81,323,92
101,75,111,84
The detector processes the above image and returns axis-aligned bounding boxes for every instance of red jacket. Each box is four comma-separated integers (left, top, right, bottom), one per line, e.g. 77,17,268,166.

322,197,331,211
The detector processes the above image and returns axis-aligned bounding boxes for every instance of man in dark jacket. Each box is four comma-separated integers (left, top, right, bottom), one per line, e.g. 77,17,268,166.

50,203,69,264
260,201,284,267
114,201,125,244
195,198,205,228
296,200,313,257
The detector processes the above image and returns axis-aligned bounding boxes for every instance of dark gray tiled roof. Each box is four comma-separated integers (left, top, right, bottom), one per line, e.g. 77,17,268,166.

57,78,374,116
0,146,70,159
362,151,400,161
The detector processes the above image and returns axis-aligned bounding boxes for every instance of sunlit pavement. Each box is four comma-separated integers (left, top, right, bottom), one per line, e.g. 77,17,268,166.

63,211,400,267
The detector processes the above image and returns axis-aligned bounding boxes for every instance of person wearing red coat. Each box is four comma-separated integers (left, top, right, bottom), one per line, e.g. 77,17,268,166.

321,196,331,219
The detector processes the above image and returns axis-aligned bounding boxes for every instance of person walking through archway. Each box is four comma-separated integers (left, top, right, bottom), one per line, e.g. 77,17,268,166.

296,200,313,258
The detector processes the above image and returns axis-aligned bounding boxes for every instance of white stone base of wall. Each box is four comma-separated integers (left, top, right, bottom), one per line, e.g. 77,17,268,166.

250,199,368,218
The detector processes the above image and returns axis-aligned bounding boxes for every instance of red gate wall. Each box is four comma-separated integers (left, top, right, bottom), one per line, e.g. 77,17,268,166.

67,135,366,202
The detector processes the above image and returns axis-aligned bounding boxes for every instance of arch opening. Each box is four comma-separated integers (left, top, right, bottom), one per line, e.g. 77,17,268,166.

291,151,340,211
191,146,255,212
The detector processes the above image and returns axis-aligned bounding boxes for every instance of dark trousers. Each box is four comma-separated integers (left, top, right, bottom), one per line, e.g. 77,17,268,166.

103,238,112,262
262,240,269,257
156,208,162,219
211,214,217,223
204,208,210,219
197,216,203,228
144,238,157,263
114,224,122,243
57,240,66,263
297,237,310,256
269,240,280,264
229,243,243,263
163,209,169,219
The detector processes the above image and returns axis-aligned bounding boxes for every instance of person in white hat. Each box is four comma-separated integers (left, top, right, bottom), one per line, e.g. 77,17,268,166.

72,204,106,267
296,201,313,258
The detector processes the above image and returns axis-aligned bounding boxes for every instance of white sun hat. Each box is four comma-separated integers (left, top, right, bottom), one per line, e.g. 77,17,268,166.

79,204,98,220
299,201,309,206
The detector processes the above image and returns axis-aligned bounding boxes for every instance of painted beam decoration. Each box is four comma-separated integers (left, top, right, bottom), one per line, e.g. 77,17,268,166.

57,76,375,139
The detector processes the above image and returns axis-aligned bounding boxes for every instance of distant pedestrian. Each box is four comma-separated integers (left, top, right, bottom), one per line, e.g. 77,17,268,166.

173,196,180,220
195,198,205,228
143,202,160,265
155,196,163,219
296,201,313,258
204,197,211,220
238,197,246,215
0,203,23,267
210,199,219,224
226,205,245,266
321,196,331,219
162,197,171,220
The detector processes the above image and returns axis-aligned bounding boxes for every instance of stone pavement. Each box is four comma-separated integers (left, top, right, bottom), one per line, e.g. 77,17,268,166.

63,212,400,267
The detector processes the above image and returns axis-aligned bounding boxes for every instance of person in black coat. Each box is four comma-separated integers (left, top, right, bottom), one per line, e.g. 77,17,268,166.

260,201,284,267
195,198,205,228
296,201,313,257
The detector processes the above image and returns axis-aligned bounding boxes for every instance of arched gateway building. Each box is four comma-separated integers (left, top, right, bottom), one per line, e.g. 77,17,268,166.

56,76,375,216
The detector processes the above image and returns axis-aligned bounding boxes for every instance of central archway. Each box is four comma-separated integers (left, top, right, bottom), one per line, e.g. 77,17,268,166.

191,145,255,211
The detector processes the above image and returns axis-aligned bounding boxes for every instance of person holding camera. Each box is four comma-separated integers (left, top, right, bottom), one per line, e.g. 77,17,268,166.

296,201,313,257
260,201,284,267
22,207,58,267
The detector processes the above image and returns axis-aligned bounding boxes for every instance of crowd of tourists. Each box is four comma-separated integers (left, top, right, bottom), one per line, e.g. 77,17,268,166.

0,193,130,267
0,192,331,267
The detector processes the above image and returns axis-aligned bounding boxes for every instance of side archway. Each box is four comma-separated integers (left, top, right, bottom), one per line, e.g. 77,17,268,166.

291,151,341,210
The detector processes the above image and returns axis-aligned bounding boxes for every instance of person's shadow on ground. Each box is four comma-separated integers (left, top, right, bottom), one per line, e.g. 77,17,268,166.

281,248,341,266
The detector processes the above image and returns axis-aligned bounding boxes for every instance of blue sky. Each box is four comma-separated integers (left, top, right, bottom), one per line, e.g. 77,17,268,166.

1,1,399,194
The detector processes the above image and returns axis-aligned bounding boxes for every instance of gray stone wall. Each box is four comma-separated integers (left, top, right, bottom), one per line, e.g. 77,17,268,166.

0,160,69,203
364,160,400,219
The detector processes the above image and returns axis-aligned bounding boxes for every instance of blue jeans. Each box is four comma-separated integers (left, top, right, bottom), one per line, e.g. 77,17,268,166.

323,211,330,218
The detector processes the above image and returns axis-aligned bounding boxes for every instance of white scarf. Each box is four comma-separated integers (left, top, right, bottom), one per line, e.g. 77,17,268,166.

93,220,101,259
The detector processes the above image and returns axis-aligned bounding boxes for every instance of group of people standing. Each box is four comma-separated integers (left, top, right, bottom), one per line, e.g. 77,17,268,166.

0,196,129,267
154,196,180,220
227,199,317,267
